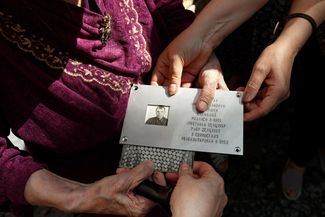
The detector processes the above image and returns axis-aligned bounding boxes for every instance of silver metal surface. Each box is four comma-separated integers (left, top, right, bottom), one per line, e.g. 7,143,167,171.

120,84,244,155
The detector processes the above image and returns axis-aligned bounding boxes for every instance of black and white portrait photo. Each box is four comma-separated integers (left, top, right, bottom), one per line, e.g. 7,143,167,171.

145,105,169,126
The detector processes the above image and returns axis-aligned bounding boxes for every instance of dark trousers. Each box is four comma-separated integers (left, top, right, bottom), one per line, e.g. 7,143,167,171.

289,35,325,167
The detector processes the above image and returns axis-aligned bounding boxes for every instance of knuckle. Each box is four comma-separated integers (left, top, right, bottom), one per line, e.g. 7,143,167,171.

113,178,127,191
200,89,215,103
283,89,290,100
223,194,229,206
278,86,290,102
253,64,267,75
259,108,270,118
246,80,260,91
170,73,180,80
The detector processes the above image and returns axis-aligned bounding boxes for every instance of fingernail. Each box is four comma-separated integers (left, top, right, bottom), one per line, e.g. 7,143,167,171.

168,84,177,95
142,160,153,168
180,164,190,171
153,172,160,181
151,81,158,86
198,100,208,112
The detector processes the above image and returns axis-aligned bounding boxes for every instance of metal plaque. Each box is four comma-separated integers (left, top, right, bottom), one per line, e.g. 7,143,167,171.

120,84,243,155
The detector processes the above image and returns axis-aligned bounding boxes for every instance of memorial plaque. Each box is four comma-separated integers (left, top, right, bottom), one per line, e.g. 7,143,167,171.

120,84,243,155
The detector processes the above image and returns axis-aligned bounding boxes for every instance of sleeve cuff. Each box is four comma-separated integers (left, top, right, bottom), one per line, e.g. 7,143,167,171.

4,156,45,205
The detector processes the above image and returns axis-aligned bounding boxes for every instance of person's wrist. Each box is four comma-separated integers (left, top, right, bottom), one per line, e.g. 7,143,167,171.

172,208,210,217
24,169,87,212
273,36,300,58
274,13,317,37
171,207,195,217
69,183,111,214
273,14,315,56
60,184,89,213
171,200,212,217
186,18,222,52
24,169,50,205
199,23,225,50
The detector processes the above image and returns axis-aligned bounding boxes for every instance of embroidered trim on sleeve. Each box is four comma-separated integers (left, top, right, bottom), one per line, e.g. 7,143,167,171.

0,11,133,94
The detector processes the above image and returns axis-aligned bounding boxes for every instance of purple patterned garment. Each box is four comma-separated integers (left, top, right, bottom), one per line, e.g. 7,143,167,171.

0,0,194,215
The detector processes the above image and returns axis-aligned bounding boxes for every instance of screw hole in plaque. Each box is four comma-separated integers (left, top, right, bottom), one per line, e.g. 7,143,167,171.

235,146,241,153
121,136,128,142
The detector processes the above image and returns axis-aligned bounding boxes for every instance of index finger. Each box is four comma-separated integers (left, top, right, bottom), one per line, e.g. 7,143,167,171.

128,160,155,189
244,94,279,122
167,55,184,95
151,58,168,86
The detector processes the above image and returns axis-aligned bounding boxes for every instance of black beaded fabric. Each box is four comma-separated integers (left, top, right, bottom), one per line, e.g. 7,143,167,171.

119,144,194,172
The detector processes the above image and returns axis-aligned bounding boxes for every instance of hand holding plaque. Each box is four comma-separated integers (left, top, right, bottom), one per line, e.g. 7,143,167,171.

119,84,243,172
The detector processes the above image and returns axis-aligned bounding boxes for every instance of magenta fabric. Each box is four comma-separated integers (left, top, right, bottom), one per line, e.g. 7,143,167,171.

0,0,195,215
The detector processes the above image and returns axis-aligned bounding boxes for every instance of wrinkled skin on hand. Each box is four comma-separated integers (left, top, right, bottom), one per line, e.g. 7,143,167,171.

26,161,158,217
78,161,156,217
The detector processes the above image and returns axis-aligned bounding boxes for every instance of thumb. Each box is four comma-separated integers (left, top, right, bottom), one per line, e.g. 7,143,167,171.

243,66,267,102
196,86,215,112
128,160,155,188
178,164,193,177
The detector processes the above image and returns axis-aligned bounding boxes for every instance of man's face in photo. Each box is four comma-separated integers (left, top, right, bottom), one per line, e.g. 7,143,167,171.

156,107,165,119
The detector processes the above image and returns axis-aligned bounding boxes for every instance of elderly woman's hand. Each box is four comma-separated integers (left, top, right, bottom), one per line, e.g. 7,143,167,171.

25,161,156,217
